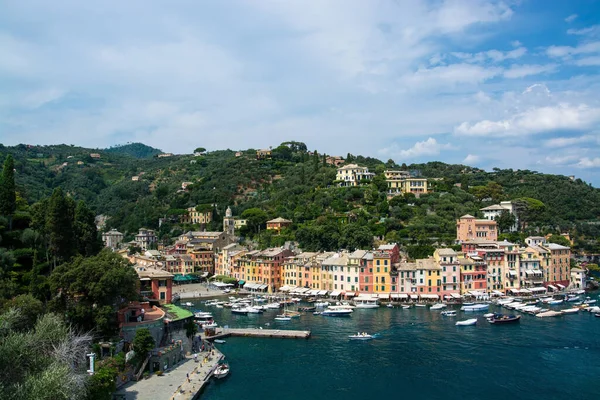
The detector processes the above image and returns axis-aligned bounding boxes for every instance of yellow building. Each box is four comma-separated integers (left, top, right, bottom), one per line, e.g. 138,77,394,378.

372,251,392,294
384,170,429,197
336,164,375,187
181,206,212,225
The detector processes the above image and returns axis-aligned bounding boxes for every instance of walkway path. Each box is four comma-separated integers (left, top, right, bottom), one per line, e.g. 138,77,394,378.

115,347,223,400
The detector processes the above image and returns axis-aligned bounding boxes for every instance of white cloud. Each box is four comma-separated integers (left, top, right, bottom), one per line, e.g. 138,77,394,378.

544,135,597,148
503,64,557,79
511,40,522,47
539,155,580,165
455,104,600,136
449,47,527,64
574,56,600,66
546,41,600,57
463,154,481,164
565,14,578,23
567,25,600,36
400,63,502,89
382,137,452,159
576,157,600,168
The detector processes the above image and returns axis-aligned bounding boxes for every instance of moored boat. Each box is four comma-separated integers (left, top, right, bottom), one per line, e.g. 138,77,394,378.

274,315,292,321
430,303,447,310
213,363,230,379
456,318,478,326
441,310,457,317
561,308,579,315
488,314,520,324
321,308,353,317
461,304,489,312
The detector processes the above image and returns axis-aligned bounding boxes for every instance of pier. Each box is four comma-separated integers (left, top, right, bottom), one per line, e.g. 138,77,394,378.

201,327,311,340
115,348,223,400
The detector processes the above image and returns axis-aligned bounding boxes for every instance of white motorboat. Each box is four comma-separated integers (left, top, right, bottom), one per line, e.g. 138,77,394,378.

213,363,230,379
441,310,457,316
586,306,600,313
402,305,411,309
348,332,374,340
216,305,223,309
183,302,193,307
430,303,447,310
461,304,489,312
561,308,579,314
547,299,563,305
584,297,597,305
321,308,353,317
456,318,478,326
200,321,218,328
313,311,322,315
415,304,427,308
354,299,380,309
213,339,226,344
566,295,581,302
274,315,292,321
483,313,495,318
231,307,249,315
386,304,394,308
246,306,264,314
266,303,281,309
314,301,330,308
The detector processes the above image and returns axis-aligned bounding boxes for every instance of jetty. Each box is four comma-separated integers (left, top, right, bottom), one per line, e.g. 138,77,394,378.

115,348,224,400
201,327,311,340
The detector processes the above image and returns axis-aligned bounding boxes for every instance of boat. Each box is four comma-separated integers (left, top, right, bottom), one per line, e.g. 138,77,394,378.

535,310,563,318
561,308,580,315
266,303,281,309
402,305,411,309
274,315,292,321
460,304,489,312
586,306,600,313
441,310,457,316
415,304,427,308
566,295,581,302
213,363,230,379
483,313,495,318
488,314,521,324
547,299,564,305
584,297,597,305
353,298,380,309
321,308,353,317
386,304,394,308
348,332,374,340
314,301,330,308
184,302,193,307
299,306,316,312
430,303,447,310
313,311,322,315
456,318,478,326
213,339,226,344
596,313,600,318
231,308,248,315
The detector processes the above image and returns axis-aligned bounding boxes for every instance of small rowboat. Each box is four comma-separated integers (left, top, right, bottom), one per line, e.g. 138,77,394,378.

456,318,478,326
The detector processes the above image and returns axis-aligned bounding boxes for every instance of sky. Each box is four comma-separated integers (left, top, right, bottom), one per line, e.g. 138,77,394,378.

1,0,600,185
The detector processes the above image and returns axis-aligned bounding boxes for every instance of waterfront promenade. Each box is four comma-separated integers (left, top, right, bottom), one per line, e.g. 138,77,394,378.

201,327,311,340
115,348,223,400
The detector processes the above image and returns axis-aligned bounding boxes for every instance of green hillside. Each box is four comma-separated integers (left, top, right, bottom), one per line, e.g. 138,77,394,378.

1,142,599,256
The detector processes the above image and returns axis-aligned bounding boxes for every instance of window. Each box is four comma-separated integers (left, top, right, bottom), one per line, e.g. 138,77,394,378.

365,277,369,283
377,267,380,273
160,292,165,300
392,285,396,291
381,286,386,291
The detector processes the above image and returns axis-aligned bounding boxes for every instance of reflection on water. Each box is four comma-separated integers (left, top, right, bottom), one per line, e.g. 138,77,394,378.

193,298,600,400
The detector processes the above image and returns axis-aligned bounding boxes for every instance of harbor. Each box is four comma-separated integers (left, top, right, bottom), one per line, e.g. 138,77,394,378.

201,327,311,340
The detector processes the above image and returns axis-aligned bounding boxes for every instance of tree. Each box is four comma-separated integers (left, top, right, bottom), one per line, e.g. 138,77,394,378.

46,188,76,267
194,147,206,154
548,234,571,247
132,328,155,365
0,310,92,400
0,155,16,229
74,201,101,257
494,210,517,233
86,365,117,400
49,249,139,337
240,208,268,234
2,294,44,332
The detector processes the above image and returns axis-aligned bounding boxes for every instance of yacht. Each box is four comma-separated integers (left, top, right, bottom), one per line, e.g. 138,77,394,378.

353,298,380,309
321,307,353,317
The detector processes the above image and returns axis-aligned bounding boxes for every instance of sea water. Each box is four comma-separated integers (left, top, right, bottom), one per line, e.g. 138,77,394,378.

195,299,600,400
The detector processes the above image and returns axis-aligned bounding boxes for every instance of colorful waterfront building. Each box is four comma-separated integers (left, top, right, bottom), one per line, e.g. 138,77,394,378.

359,251,374,294
518,248,543,290
459,254,487,294
372,244,400,294
346,250,365,296
434,249,461,298
416,257,442,299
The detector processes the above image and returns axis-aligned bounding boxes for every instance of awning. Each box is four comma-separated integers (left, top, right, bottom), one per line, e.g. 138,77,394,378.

410,294,419,300
377,293,390,299
308,290,320,295
279,285,292,292
238,280,245,285
345,292,356,297
547,284,558,291
391,294,407,299
451,293,461,299
329,291,341,297
509,270,517,276
468,290,486,296
509,289,520,294
140,278,151,281
530,287,546,292
525,269,534,275
318,290,328,295
420,294,439,300
520,288,531,294
258,284,268,290
492,290,504,296
556,284,566,289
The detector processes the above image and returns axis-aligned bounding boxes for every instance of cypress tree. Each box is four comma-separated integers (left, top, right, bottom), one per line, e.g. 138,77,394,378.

46,188,75,268
74,200,100,257
0,155,16,229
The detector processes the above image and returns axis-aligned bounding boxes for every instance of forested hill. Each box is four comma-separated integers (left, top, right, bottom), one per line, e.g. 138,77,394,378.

104,142,163,158
1,142,599,255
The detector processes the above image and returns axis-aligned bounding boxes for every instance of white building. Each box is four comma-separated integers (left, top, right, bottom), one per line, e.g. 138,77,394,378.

480,201,518,232
336,164,375,187
102,229,124,249
135,228,157,251
570,267,586,289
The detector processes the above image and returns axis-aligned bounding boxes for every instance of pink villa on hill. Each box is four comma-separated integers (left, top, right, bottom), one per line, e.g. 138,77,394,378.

456,214,497,242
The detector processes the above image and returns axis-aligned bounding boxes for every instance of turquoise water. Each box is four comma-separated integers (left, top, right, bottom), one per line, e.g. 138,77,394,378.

194,298,600,400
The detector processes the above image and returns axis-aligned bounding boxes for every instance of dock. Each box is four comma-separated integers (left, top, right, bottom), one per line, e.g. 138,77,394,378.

201,327,311,340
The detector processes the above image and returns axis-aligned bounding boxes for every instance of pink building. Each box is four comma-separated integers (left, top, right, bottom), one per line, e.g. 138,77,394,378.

456,214,498,242
434,249,461,298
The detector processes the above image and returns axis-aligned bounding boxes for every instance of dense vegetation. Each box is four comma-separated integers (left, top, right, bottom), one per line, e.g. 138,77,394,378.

1,141,600,257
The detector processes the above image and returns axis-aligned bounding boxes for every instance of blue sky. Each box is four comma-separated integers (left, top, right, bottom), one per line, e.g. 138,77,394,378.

1,1,600,184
